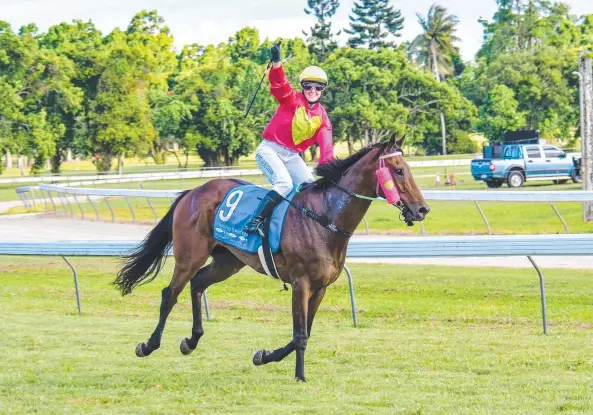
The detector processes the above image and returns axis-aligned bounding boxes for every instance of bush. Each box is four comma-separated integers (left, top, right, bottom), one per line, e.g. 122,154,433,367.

448,131,477,154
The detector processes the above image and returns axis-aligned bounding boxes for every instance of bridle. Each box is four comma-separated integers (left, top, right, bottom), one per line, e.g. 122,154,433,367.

288,147,414,236
329,149,414,226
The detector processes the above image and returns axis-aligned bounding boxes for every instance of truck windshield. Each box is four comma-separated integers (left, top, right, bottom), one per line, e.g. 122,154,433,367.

503,146,522,159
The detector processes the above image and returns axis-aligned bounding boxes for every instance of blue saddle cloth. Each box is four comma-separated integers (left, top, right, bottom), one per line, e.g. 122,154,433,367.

213,185,296,254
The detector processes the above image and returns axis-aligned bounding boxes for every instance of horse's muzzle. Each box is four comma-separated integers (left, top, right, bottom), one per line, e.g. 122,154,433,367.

401,204,429,225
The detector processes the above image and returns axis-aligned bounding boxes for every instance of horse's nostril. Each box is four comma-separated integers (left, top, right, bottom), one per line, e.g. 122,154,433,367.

419,207,429,215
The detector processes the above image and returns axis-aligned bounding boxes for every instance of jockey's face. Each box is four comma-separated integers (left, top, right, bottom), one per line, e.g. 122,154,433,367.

301,82,325,103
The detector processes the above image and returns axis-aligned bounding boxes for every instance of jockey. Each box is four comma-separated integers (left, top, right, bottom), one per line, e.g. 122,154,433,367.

244,43,334,234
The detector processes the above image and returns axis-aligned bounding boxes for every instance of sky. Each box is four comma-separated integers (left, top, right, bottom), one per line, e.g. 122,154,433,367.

1,0,592,61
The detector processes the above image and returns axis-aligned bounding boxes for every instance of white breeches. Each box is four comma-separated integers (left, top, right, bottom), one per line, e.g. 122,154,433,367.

255,140,315,196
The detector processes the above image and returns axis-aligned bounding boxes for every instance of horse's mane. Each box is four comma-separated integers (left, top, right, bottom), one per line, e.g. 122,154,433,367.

313,141,389,183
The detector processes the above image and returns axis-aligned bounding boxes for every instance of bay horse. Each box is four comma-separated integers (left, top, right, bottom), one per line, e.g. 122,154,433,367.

113,135,429,382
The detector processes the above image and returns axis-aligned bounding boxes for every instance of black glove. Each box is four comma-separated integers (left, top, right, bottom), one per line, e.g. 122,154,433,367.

270,44,281,63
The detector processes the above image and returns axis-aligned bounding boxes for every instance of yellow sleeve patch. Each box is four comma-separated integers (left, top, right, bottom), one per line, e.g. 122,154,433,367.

292,106,322,145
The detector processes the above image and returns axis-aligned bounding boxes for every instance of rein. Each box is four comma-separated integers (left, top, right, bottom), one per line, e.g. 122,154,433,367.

286,184,353,237
288,147,411,235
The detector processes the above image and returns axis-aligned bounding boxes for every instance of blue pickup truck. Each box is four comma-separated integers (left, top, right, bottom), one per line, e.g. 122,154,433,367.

471,143,582,188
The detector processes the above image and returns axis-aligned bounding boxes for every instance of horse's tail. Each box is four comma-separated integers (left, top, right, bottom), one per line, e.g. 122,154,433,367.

113,190,191,296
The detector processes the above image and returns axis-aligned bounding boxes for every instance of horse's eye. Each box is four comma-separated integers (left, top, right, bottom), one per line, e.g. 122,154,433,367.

395,168,404,176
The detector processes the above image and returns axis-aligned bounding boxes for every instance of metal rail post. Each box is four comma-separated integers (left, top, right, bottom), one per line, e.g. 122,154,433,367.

527,256,548,335
29,189,37,211
73,194,85,220
140,184,158,224
124,197,136,223
203,290,211,321
62,256,82,314
40,189,48,213
48,191,57,214
17,192,29,209
87,196,100,221
58,193,69,216
65,193,74,218
344,264,358,327
549,202,569,234
474,201,492,235
104,198,115,223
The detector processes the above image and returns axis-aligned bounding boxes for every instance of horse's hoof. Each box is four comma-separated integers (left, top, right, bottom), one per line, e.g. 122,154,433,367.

295,376,307,383
253,349,267,366
180,338,195,355
135,342,148,358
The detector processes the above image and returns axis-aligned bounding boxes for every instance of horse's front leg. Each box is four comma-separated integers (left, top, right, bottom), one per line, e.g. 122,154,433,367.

253,285,325,376
291,277,311,381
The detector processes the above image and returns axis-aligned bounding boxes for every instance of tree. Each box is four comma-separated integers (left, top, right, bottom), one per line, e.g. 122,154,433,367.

149,89,192,166
0,21,29,170
409,4,460,80
460,48,578,139
190,46,259,166
323,48,475,154
303,0,340,62
477,0,581,62
345,0,404,50
40,20,107,171
89,29,157,171
123,10,177,166
409,4,460,155
227,27,261,63
477,84,526,140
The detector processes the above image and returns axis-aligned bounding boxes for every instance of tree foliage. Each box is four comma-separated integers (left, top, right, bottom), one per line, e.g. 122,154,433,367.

345,0,404,50
303,0,340,62
409,4,460,80
1,3,591,173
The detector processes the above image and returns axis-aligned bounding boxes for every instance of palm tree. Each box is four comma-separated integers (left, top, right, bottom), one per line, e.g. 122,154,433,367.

409,4,460,154
410,4,460,80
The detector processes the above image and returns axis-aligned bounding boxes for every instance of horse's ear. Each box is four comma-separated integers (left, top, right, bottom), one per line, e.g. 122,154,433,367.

388,132,398,146
396,134,406,149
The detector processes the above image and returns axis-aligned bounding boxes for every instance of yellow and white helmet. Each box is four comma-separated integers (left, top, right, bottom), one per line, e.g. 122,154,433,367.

299,66,328,85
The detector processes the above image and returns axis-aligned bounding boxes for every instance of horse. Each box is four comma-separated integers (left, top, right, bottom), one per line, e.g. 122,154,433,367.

113,135,429,382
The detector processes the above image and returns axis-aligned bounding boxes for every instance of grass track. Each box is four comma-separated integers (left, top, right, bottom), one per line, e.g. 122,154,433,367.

1,257,592,414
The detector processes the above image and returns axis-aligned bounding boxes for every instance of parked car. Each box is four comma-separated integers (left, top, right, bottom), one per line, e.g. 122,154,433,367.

471,140,581,188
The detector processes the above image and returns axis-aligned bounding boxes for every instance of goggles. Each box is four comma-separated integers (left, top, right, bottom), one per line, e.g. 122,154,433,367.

301,82,326,92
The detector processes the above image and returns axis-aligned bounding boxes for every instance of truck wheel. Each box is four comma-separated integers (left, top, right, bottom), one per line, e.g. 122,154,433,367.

486,180,503,188
553,179,568,185
507,171,524,188
571,169,582,184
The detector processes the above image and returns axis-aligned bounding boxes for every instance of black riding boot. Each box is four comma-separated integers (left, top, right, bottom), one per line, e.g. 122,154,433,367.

244,190,284,234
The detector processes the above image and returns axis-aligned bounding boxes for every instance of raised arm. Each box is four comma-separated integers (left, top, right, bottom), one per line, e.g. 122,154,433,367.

269,64,294,104
268,43,294,104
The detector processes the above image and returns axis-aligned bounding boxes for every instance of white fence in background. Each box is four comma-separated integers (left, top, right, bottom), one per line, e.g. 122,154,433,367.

14,184,593,236
0,158,471,185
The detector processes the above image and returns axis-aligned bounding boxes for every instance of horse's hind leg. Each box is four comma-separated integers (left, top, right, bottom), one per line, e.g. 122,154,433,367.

136,255,208,358
180,248,245,355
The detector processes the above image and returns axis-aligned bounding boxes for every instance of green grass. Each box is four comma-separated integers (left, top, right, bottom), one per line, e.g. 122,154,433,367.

0,257,591,414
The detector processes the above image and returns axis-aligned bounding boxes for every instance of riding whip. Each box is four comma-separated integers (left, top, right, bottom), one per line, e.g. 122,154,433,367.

244,39,282,119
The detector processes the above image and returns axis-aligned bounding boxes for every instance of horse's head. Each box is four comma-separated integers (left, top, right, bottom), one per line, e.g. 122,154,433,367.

377,135,430,225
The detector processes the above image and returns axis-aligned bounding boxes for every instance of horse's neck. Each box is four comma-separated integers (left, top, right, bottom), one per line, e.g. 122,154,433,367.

331,149,379,235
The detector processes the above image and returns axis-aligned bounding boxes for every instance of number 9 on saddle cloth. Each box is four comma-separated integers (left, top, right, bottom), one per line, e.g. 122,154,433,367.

213,185,296,255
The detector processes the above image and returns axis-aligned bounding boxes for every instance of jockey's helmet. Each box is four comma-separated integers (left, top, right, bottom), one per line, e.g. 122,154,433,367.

299,66,328,86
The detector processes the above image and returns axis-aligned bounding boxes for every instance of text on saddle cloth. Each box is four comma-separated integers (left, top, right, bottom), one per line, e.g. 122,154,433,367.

213,185,296,254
